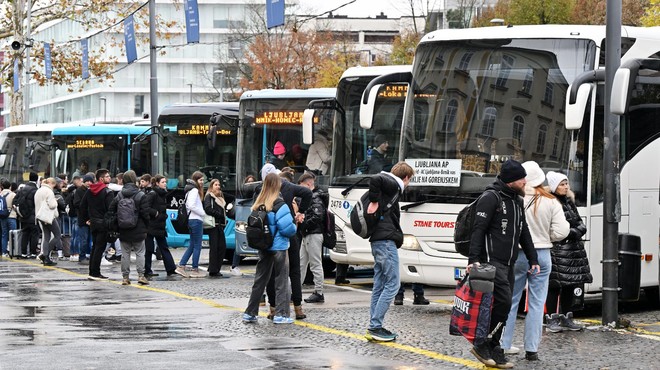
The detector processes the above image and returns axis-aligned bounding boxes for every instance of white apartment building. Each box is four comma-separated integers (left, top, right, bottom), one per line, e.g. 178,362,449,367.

2,0,437,126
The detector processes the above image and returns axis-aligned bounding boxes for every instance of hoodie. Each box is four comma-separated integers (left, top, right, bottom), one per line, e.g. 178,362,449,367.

184,179,205,220
79,182,114,231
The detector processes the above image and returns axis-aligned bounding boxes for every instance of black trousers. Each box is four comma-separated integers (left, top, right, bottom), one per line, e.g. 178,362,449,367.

145,234,177,275
207,226,227,274
490,261,514,345
20,221,40,255
546,283,585,314
267,234,302,306
89,229,109,276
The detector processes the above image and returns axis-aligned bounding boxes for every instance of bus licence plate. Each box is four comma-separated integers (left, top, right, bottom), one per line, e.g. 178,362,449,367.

454,267,466,280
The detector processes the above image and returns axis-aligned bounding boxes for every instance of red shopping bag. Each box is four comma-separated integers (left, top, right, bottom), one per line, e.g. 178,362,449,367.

449,276,494,344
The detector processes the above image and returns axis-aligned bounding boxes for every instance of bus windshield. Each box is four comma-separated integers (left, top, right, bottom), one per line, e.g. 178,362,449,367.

53,134,129,177
0,131,52,181
331,78,407,186
402,38,597,202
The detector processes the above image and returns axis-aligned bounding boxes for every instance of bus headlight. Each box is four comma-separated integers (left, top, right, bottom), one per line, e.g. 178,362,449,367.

335,224,345,242
400,234,421,251
235,221,247,234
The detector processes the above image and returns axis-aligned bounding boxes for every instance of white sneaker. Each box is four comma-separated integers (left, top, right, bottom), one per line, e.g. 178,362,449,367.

504,346,520,354
230,267,242,276
69,255,79,262
101,258,113,266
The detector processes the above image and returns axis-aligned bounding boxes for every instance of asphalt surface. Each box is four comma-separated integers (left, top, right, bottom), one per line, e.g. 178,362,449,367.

1,251,659,369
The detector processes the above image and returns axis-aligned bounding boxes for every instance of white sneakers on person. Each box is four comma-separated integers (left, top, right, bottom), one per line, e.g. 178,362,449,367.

101,258,113,266
504,346,520,354
230,267,242,276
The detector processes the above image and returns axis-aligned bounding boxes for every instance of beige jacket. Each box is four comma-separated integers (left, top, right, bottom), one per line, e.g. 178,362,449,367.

34,184,58,224
522,185,570,249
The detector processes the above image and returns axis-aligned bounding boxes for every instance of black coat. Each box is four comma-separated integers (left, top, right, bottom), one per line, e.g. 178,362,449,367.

254,179,313,218
72,185,87,223
468,178,538,267
367,173,404,247
300,189,326,236
108,183,150,242
145,187,168,237
79,183,114,232
203,193,226,228
549,192,592,287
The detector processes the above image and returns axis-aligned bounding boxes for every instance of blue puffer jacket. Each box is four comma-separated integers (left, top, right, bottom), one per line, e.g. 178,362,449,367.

267,200,296,251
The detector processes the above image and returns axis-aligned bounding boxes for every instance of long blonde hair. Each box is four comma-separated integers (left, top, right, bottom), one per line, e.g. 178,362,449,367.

252,173,282,212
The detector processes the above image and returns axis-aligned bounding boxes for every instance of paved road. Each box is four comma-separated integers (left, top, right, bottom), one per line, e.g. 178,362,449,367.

1,253,659,369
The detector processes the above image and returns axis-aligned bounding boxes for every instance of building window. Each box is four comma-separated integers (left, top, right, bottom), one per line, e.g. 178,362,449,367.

536,124,547,153
552,128,560,157
134,95,144,115
513,115,524,145
544,82,554,104
521,69,533,94
495,54,514,88
481,107,496,137
458,52,473,71
442,99,458,132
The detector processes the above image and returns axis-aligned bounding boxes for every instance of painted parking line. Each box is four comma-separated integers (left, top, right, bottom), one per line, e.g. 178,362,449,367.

5,257,487,369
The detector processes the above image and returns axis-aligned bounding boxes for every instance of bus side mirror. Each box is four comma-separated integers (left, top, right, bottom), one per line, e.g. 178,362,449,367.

207,126,217,149
302,109,314,144
610,68,632,115
131,141,142,159
565,83,591,130
360,84,382,129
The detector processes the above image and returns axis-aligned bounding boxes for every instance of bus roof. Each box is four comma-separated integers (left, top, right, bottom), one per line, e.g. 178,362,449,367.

52,124,150,136
340,65,411,79
239,88,336,101
158,102,239,117
421,24,660,44
0,122,83,134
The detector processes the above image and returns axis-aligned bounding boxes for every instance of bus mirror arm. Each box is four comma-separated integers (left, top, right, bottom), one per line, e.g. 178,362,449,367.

568,69,605,105
340,176,371,197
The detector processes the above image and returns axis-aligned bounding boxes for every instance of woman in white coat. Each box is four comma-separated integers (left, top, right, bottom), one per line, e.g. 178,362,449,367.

500,161,570,362
34,177,62,266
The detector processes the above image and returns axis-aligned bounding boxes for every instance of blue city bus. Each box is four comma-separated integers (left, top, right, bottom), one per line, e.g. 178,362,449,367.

158,103,239,257
234,89,336,268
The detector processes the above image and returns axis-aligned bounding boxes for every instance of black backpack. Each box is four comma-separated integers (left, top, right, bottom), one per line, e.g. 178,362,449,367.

453,190,500,257
0,192,9,219
322,210,337,249
176,192,191,228
115,191,144,229
246,199,284,251
349,190,399,239
14,185,36,220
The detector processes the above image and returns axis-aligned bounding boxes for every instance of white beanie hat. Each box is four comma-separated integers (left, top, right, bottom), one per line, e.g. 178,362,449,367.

546,171,568,193
522,161,545,188
260,163,281,180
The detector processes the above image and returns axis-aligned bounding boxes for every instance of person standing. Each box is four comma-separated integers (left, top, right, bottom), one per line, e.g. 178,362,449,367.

79,169,114,280
109,170,150,286
305,130,332,175
144,175,177,278
298,172,326,303
544,171,592,332
271,141,288,170
34,178,61,266
74,174,94,263
394,283,429,305
500,161,569,362
0,179,17,257
175,171,206,278
364,161,415,342
467,159,539,368
242,173,297,324
15,172,40,258
203,178,228,278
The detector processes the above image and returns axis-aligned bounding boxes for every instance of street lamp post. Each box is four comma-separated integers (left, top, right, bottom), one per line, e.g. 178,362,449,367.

99,97,107,122
214,70,224,102
187,83,193,103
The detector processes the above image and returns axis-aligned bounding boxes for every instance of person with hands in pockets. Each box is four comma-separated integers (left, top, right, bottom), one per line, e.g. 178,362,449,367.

467,159,540,369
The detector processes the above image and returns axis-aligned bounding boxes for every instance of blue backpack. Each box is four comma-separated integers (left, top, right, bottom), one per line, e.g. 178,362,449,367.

0,193,9,219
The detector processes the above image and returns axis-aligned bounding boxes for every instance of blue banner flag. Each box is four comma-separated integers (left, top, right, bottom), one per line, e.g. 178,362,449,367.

124,15,138,64
184,0,200,44
266,0,285,29
44,42,52,79
81,38,89,79
13,58,19,93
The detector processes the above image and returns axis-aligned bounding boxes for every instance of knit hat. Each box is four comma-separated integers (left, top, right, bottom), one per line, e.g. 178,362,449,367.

260,163,281,180
374,134,388,147
123,170,138,185
546,171,568,193
273,141,286,156
499,159,526,183
29,172,39,182
82,174,94,183
522,161,545,188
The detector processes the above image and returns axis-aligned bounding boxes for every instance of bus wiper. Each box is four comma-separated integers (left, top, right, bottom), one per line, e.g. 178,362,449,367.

401,194,476,211
340,176,371,196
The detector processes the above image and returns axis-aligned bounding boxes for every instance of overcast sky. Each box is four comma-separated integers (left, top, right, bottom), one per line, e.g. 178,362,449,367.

294,0,411,18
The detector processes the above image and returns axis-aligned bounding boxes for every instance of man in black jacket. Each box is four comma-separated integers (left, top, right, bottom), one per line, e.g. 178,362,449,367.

15,172,40,258
467,159,539,368
365,161,415,343
298,172,327,303
80,169,114,280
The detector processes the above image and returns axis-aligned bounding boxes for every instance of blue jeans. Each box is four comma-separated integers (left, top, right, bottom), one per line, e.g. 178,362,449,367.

179,219,203,269
77,224,90,259
369,240,400,330
69,217,79,255
501,249,552,352
1,217,17,254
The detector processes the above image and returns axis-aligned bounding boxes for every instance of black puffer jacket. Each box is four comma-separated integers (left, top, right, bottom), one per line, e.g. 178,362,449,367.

549,191,592,287
80,182,114,232
203,193,226,227
108,183,150,242
300,188,327,236
146,186,168,237
468,178,538,267
368,173,404,247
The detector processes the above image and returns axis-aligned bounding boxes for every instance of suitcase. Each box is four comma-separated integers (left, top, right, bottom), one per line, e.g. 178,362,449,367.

8,229,23,258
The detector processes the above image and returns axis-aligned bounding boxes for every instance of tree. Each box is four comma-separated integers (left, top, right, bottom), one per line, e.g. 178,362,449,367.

316,34,362,88
507,0,574,25
572,0,648,25
641,0,660,25
388,32,421,65
472,0,511,27
1,0,177,125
